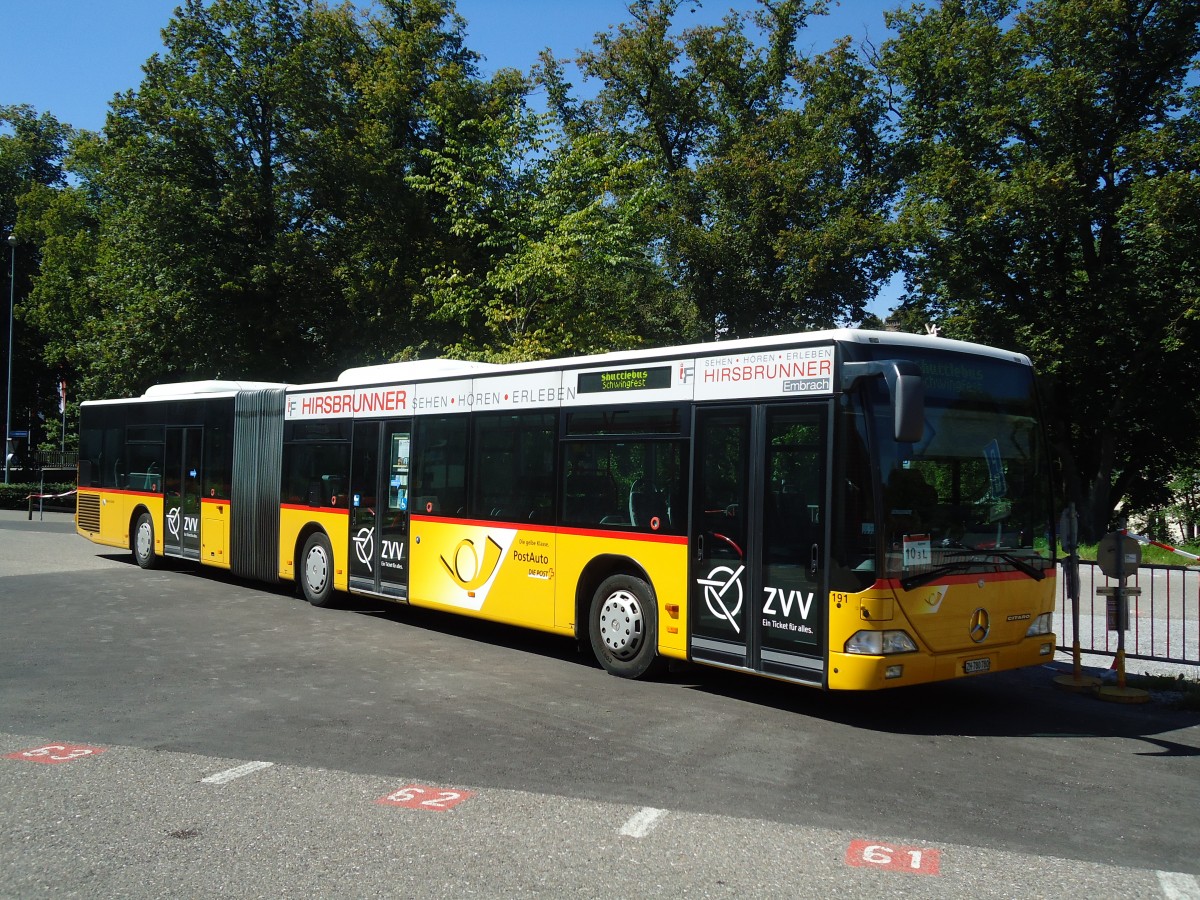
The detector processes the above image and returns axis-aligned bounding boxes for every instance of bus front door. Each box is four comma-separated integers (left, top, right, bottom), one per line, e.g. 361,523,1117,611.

349,419,412,600
163,426,203,561
689,404,829,684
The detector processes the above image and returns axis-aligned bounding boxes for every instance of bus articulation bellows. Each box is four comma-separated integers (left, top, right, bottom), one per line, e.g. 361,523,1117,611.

76,329,1057,690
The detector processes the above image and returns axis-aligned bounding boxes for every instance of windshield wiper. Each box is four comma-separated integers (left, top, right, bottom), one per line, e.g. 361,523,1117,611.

900,561,975,592
942,547,1046,581
900,548,1046,592
988,551,1046,581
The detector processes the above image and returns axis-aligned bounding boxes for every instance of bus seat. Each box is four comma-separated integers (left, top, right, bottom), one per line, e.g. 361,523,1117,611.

629,485,668,528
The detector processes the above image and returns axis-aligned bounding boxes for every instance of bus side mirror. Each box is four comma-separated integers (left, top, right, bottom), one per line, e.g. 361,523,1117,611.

891,364,924,443
840,360,925,443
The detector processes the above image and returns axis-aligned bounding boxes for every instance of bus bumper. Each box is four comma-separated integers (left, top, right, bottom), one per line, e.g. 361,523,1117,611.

827,633,1057,690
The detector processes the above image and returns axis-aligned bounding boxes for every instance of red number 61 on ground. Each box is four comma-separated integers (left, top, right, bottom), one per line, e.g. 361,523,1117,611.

846,839,941,875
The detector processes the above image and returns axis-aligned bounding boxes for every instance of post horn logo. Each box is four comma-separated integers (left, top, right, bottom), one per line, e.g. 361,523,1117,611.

441,536,504,591
969,607,990,643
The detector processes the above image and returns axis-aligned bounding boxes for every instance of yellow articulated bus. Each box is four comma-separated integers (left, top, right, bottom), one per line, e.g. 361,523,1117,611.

76,329,1057,689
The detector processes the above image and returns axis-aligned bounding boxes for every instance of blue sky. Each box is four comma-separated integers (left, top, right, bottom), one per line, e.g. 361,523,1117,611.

1,0,901,313
1,0,898,133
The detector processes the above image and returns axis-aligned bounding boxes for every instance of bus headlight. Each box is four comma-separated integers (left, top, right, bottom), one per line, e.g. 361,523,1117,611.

1025,613,1053,637
845,629,918,655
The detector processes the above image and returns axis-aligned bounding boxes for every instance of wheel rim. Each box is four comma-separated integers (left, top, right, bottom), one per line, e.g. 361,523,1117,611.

136,521,152,560
305,544,329,595
598,589,645,660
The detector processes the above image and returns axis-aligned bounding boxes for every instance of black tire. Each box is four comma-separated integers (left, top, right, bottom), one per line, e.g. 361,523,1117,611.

589,574,660,679
300,532,336,607
132,512,158,570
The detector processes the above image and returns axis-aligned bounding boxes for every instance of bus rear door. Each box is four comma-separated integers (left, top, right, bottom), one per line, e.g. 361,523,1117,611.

349,419,412,600
163,426,202,561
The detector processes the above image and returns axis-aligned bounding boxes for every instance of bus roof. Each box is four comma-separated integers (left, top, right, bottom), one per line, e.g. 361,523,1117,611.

321,329,1029,390
142,380,287,398
80,330,1031,406
81,380,287,406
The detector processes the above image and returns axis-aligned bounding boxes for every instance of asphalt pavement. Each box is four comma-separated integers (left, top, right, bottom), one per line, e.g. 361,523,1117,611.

1,509,1198,899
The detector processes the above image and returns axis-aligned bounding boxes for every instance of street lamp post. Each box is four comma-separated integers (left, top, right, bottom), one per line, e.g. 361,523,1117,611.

5,233,15,485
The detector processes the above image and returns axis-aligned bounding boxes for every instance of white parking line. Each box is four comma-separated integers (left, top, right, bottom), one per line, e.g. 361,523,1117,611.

201,761,274,785
619,806,666,838
1159,871,1200,900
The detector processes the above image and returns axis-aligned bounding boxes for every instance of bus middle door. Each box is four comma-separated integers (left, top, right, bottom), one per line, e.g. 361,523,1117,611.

688,404,829,685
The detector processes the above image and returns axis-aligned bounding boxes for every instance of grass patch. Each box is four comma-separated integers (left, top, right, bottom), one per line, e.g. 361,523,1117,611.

1064,541,1200,568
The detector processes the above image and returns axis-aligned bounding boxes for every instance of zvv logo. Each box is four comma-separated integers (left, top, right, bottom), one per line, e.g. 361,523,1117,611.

697,565,745,634
762,587,815,620
167,507,181,539
353,526,374,571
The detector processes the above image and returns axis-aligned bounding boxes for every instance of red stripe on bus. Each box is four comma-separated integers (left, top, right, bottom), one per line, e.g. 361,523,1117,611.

872,569,1047,590
77,488,159,498
407,514,689,545
280,503,349,515
555,524,689,545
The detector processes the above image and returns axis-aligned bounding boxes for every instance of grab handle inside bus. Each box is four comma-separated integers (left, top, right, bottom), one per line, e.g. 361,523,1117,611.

840,360,924,443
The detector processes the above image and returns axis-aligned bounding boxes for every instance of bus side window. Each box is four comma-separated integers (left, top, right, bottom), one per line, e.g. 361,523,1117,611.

414,415,468,517
283,439,351,509
563,446,619,525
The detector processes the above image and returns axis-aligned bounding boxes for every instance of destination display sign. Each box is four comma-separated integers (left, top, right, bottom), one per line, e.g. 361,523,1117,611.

577,366,672,394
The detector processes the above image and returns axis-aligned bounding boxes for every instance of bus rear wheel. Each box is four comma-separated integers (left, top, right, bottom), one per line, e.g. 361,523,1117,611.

589,574,660,679
133,512,158,570
300,532,335,607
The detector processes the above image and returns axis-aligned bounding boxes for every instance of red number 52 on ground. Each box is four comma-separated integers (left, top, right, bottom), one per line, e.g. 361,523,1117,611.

5,744,107,765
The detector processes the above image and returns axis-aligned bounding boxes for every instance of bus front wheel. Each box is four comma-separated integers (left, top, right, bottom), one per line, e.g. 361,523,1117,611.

133,512,158,570
300,532,335,607
589,574,660,679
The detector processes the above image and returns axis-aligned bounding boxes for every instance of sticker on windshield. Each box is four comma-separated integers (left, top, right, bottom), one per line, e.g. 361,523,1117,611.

983,439,1007,498
903,534,932,569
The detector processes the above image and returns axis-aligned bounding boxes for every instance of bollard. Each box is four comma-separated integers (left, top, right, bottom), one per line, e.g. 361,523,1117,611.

1054,504,1100,693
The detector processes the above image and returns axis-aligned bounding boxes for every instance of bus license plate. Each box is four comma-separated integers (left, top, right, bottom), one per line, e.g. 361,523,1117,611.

964,657,991,675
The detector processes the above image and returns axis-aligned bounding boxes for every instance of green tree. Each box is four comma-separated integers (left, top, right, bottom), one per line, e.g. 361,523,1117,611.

309,0,521,364
1,105,74,454
26,0,354,394
882,0,1200,541
554,0,897,340
27,0,526,398
413,90,686,360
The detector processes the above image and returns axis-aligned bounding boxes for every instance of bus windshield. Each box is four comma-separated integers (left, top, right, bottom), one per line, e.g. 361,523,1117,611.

865,349,1054,585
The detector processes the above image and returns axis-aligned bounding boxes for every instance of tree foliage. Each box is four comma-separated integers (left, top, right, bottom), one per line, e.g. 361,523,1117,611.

8,0,1200,540
881,0,1200,540
26,0,519,396
1,104,74,452
556,0,898,339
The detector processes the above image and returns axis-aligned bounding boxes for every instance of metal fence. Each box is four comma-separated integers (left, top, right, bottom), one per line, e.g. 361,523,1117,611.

1057,560,1200,669
35,450,78,469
